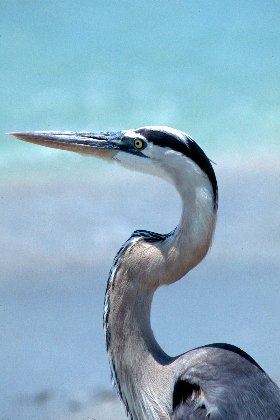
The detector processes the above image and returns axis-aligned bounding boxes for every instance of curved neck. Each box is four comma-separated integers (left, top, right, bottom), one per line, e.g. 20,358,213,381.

104,165,217,419
104,256,174,419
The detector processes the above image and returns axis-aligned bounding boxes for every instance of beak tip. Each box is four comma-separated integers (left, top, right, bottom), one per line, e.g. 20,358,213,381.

7,132,40,144
7,132,26,139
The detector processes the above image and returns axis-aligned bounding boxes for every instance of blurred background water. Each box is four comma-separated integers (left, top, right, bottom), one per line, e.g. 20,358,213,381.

1,1,280,419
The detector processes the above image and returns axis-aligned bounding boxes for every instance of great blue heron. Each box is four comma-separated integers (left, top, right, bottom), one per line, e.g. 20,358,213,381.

10,127,280,419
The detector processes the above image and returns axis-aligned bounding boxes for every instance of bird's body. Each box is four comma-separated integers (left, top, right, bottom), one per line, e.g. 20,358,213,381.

10,126,280,419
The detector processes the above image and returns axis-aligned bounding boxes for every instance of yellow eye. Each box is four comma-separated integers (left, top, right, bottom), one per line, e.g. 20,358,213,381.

134,138,144,150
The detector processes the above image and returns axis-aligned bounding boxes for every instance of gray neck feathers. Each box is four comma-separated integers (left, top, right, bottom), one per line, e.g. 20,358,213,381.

103,160,217,419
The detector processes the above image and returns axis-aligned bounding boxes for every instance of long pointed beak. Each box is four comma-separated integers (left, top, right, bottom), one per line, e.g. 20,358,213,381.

8,130,122,160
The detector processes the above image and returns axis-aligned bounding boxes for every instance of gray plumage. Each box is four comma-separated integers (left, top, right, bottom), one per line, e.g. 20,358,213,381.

172,344,280,419
10,126,280,419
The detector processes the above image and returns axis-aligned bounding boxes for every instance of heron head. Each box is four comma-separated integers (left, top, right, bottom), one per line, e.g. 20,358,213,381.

9,126,217,207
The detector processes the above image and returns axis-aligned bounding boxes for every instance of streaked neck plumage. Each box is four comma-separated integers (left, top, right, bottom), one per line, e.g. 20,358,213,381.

103,154,217,419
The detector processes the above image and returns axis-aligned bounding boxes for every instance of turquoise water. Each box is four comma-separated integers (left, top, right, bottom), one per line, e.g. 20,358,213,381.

1,0,280,172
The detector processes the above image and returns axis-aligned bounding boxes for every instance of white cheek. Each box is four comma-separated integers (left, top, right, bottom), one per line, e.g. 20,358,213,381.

114,151,144,168
113,150,172,183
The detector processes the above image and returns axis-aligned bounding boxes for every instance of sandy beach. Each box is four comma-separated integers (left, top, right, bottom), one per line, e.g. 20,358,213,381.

0,156,279,419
